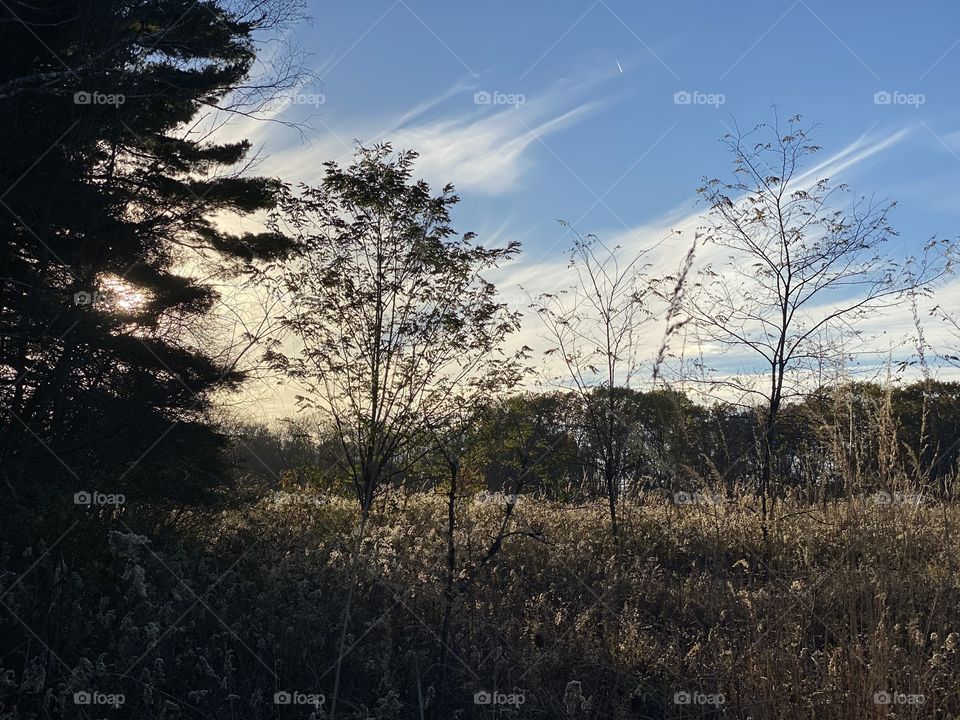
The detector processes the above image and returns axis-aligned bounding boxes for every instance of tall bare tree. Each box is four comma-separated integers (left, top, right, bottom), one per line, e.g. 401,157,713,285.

531,227,661,539
687,114,948,526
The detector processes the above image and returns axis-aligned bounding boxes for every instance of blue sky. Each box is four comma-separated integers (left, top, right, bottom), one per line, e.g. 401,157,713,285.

247,1,960,242
227,1,960,417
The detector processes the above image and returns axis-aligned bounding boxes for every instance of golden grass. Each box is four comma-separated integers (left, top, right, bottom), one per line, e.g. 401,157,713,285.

246,491,960,718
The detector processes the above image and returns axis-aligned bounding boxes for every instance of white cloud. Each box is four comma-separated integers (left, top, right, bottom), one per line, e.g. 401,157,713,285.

212,75,611,196
494,126,955,392
390,99,605,194
214,80,948,415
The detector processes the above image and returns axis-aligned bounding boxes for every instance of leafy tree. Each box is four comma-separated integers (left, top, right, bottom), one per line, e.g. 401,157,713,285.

268,144,524,522
891,381,960,495
469,391,578,499
0,0,302,507
700,401,758,495
267,144,524,716
617,387,705,493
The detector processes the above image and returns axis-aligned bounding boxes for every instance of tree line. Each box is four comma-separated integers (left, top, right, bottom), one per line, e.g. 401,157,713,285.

235,380,960,506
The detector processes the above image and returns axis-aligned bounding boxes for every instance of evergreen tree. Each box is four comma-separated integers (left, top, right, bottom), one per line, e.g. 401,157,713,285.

0,0,300,505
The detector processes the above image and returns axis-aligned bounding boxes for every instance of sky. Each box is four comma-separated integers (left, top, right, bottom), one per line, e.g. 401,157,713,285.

222,0,960,421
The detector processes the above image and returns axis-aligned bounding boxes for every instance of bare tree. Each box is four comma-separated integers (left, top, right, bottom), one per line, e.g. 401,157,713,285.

687,113,948,528
425,376,537,716
531,227,663,540
932,294,960,372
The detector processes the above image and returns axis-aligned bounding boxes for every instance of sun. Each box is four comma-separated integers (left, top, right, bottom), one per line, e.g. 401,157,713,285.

99,276,149,312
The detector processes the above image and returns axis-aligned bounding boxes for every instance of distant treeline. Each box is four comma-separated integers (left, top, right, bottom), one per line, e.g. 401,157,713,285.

234,380,960,504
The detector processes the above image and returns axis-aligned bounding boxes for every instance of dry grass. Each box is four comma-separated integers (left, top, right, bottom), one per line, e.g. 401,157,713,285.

227,491,960,718
2,492,957,719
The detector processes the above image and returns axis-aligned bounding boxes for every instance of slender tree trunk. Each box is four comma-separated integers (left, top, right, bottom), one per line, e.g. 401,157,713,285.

759,428,771,543
329,496,372,720
432,458,459,719
605,466,619,540
759,392,781,547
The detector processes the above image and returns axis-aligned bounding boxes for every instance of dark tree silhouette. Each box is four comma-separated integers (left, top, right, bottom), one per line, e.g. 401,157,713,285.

0,0,302,505
267,144,523,520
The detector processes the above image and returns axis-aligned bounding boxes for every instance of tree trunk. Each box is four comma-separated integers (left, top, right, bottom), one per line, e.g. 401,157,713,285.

434,459,459,719
329,502,371,720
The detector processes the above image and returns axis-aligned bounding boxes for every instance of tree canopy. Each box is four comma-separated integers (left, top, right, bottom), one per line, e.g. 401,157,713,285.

0,0,300,505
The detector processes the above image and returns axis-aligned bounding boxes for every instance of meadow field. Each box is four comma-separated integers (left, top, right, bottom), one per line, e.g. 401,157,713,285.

5,490,957,719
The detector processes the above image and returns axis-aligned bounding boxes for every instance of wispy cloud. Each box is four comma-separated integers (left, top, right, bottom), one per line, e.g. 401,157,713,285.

393,98,606,194
217,75,613,196
498,126,931,387
503,127,914,296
